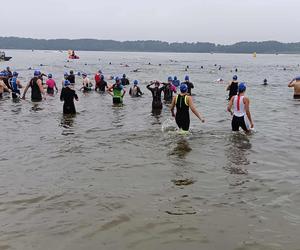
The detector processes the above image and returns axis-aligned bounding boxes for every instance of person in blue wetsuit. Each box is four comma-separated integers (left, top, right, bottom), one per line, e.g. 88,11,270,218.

10,72,23,99
170,83,205,132
172,76,180,88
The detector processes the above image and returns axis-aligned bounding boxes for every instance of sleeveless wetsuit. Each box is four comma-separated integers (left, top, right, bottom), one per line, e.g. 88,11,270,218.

30,77,42,102
112,84,123,104
228,81,238,100
232,95,248,131
10,77,20,99
175,94,190,131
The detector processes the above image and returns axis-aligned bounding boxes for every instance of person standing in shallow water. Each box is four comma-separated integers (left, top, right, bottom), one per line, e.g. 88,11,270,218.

22,70,46,102
288,76,300,99
107,77,126,104
170,83,205,132
226,75,239,100
147,81,164,110
227,82,254,133
60,80,78,115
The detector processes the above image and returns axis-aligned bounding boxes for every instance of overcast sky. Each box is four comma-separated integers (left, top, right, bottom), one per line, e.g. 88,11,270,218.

1,0,299,44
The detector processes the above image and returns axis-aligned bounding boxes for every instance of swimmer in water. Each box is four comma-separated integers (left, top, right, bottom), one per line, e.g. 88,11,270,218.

129,80,143,97
162,76,177,104
95,75,108,92
288,77,300,99
67,70,76,85
263,79,268,85
60,80,78,115
172,76,180,88
121,74,130,86
183,75,194,95
227,83,254,133
9,71,23,99
170,83,205,132
94,70,102,90
0,73,12,98
226,75,239,100
81,73,93,92
62,72,69,88
22,70,46,102
107,77,126,104
147,81,164,110
46,74,58,95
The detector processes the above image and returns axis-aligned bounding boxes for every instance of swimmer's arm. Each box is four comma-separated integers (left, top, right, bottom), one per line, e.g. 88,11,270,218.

74,92,79,101
190,82,194,89
37,79,46,99
170,96,176,117
17,80,23,88
138,87,143,95
288,80,295,87
226,82,231,91
60,89,64,101
227,96,234,115
188,96,205,122
1,82,11,92
22,82,30,99
244,97,254,128
122,89,126,98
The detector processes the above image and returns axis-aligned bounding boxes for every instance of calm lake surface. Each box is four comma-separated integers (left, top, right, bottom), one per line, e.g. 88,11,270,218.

0,50,300,250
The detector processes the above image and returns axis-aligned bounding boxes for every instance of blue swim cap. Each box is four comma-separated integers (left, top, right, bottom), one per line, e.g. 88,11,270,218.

13,71,18,77
174,76,177,81
168,76,173,82
48,73,52,78
185,75,189,81
34,70,41,76
64,80,70,86
180,83,188,93
294,76,300,81
238,82,246,93
115,76,120,82
134,80,138,85
77,72,81,76
233,75,238,80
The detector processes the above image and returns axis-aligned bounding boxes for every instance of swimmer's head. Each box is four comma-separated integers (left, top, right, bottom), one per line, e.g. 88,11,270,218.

180,84,188,93
48,73,52,79
134,80,138,85
233,75,238,81
101,75,104,80
238,82,246,93
185,75,189,81
82,73,87,78
13,71,18,77
70,70,74,74
174,76,177,81
168,76,173,82
115,76,120,83
98,70,102,74
34,70,41,76
123,74,126,78
64,80,71,87
154,81,160,86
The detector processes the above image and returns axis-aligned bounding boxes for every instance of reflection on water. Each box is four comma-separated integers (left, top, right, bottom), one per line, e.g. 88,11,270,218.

60,114,75,135
169,137,192,159
224,132,252,174
112,105,125,128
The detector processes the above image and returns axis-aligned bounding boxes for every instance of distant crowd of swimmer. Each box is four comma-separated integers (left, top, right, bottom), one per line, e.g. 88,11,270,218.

0,65,299,133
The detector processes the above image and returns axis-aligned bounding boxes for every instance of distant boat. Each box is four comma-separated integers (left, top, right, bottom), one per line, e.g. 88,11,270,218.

0,51,12,61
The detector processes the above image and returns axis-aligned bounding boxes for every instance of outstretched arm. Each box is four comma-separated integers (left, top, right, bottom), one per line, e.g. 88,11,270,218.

22,81,31,99
288,79,295,87
188,96,205,122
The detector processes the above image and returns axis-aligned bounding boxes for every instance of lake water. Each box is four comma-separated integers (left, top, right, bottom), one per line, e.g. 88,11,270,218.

0,50,300,250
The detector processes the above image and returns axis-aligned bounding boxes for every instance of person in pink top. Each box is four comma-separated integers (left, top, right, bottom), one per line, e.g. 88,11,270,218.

46,74,58,95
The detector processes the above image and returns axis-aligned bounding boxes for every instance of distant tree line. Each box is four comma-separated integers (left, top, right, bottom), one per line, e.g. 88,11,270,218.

1,37,300,54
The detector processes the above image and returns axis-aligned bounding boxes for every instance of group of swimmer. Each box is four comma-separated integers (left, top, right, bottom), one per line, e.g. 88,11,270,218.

1,66,300,134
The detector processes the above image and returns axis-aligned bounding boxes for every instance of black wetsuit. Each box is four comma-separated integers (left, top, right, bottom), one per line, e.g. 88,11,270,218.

186,81,194,95
121,78,130,86
29,77,42,102
96,80,107,92
60,87,78,114
3,78,11,91
175,95,190,131
162,84,174,103
67,74,75,84
147,85,164,109
228,81,238,100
